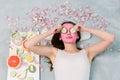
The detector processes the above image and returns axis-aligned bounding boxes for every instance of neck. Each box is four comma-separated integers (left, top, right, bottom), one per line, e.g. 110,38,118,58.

64,43,79,53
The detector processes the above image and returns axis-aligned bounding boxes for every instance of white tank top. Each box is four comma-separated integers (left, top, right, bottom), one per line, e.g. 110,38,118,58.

53,49,91,80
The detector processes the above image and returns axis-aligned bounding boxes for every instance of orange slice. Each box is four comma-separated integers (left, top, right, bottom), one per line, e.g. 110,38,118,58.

7,55,21,68
22,39,30,52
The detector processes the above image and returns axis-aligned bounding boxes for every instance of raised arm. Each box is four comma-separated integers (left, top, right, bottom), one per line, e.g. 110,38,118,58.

75,24,115,62
25,25,61,58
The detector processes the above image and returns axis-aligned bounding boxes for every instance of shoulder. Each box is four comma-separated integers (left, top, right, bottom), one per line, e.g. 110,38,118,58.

48,47,59,64
49,47,58,58
83,48,89,55
84,48,93,63
52,47,58,55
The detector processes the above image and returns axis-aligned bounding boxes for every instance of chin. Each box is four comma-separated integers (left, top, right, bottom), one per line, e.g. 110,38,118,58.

64,41,76,44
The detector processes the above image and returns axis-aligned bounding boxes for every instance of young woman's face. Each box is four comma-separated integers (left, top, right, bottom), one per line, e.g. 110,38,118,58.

60,23,78,43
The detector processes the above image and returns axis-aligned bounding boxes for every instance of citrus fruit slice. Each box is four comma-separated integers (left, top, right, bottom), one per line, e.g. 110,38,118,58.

7,55,21,68
22,39,30,52
26,55,34,62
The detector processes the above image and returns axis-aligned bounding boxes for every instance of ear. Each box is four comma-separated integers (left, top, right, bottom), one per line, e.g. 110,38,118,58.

59,37,62,40
59,35,62,40
77,36,79,39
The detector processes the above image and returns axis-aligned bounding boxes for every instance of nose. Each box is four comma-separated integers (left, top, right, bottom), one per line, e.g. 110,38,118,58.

66,30,71,35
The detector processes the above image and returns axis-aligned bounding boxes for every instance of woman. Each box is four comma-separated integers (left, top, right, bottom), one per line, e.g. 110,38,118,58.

25,21,115,80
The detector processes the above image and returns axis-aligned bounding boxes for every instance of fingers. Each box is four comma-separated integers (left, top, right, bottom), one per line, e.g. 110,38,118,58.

55,28,61,33
77,26,81,31
54,25,62,33
74,24,81,32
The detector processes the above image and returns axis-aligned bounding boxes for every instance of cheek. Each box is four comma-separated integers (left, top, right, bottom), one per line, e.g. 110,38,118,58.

61,34,67,39
71,34,78,39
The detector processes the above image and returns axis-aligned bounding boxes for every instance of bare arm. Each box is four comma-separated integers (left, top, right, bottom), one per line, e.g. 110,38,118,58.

75,24,115,62
25,26,61,58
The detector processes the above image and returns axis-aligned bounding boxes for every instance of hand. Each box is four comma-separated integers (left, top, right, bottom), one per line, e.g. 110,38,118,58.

50,25,62,34
74,23,86,32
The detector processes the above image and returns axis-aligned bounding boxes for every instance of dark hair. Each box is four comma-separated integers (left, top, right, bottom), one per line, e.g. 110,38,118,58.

48,21,82,71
